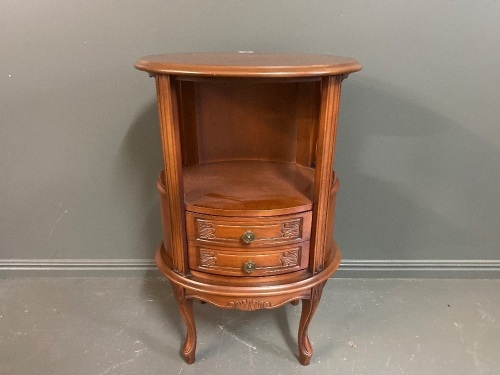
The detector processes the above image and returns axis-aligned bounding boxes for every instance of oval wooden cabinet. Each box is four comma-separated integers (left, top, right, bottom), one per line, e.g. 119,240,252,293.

134,52,361,365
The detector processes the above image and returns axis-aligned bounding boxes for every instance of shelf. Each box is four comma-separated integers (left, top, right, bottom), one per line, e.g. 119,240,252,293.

183,160,314,217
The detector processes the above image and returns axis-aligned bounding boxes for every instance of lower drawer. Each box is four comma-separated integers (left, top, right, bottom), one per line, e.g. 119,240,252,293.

188,242,310,277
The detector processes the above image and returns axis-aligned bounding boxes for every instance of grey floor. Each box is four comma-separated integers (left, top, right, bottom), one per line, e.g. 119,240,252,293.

0,278,498,375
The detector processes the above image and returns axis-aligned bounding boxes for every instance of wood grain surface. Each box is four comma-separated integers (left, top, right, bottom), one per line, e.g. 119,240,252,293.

137,52,360,365
183,161,314,216
135,52,361,77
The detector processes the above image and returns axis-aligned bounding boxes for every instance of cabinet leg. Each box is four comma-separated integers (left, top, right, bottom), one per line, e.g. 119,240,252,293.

170,282,197,364
298,281,326,365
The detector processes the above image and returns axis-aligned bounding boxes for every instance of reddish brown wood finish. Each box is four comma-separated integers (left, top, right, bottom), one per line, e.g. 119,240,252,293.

188,241,310,277
310,75,343,274
135,52,361,366
295,81,321,168
194,81,301,163
170,281,196,364
135,52,361,77
182,161,314,216
155,75,188,275
298,281,326,365
176,81,199,167
186,210,312,246
156,241,341,300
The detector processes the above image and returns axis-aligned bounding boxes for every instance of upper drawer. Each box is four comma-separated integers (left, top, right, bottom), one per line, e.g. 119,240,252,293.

186,211,312,247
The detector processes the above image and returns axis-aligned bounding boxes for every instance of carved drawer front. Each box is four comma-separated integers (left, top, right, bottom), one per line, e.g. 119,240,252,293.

188,242,310,277
186,211,312,247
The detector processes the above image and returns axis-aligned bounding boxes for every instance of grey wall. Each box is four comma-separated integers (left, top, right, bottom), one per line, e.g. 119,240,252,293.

1,1,499,276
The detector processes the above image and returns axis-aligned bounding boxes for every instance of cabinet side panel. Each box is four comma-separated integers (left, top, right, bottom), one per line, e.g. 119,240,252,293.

157,174,174,262
155,75,188,274
324,174,339,263
295,81,321,168
310,76,342,274
177,80,199,167
194,81,298,163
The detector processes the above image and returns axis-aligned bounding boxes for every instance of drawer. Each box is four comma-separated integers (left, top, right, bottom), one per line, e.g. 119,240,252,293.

188,242,310,277
186,211,312,247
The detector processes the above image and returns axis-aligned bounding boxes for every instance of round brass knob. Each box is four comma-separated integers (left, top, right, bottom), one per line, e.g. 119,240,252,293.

241,231,255,244
243,260,256,274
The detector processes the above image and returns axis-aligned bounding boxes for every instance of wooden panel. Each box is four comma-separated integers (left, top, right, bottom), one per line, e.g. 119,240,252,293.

310,75,343,274
295,81,321,167
185,289,311,311
155,75,188,274
188,242,310,277
186,211,312,247
189,268,310,287
156,173,173,262
324,173,340,261
194,81,299,163
176,80,199,167
175,76,321,84
135,52,362,77
183,160,314,216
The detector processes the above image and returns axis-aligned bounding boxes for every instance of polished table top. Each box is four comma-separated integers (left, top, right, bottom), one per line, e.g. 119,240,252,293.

134,52,362,77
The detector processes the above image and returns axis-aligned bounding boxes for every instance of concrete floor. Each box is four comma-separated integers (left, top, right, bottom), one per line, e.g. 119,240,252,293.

0,278,498,375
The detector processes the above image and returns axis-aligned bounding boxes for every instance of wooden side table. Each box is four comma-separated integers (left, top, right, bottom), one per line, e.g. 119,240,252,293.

134,53,361,365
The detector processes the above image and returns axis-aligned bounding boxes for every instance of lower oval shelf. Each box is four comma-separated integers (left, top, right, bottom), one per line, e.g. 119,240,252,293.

156,240,342,299
188,241,310,277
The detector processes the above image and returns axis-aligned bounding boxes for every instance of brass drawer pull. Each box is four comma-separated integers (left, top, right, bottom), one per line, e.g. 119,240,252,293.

241,230,255,244
243,260,256,274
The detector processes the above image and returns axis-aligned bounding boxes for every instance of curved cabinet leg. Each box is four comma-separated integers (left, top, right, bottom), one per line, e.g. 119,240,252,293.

170,282,197,364
298,281,326,365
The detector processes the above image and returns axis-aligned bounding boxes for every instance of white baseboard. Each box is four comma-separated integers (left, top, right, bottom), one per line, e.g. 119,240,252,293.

336,259,500,278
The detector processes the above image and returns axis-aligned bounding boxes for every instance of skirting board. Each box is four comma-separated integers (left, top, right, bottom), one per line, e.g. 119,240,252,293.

1,259,499,278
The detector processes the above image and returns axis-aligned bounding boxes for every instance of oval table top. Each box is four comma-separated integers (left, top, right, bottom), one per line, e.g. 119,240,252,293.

134,52,361,77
